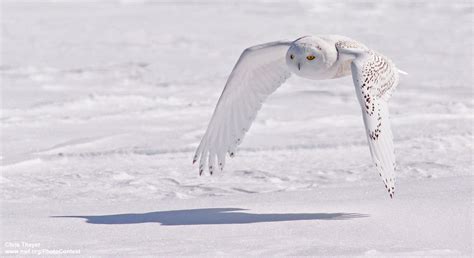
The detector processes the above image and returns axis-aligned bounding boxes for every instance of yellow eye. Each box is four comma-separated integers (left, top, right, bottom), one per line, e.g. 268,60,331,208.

290,54,294,60
306,55,316,60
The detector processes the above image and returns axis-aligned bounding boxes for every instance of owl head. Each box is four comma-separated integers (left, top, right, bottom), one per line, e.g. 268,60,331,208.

285,36,338,79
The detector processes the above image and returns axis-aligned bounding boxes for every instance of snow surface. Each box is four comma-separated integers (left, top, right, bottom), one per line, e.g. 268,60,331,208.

1,0,472,256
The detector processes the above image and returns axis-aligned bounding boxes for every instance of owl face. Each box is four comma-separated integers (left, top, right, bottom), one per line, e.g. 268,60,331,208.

285,37,336,80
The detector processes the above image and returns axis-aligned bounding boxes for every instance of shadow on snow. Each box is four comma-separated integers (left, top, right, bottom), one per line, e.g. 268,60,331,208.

52,208,368,226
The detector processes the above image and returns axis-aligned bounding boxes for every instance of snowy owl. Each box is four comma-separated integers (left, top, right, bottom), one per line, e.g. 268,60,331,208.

193,35,405,198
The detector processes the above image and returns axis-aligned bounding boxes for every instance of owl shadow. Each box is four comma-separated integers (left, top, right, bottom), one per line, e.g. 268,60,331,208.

52,208,368,226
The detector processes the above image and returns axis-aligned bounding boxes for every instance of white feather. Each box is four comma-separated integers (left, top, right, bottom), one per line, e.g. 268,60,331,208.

348,50,398,198
193,41,292,174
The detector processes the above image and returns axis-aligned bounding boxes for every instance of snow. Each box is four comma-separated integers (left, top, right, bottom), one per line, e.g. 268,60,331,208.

2,177,471,256
1,0,472,256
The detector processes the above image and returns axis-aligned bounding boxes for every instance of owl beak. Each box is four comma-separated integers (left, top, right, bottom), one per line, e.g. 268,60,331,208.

298,63,301,70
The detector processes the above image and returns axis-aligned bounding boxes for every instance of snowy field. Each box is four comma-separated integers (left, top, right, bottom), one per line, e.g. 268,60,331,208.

1,0,472,256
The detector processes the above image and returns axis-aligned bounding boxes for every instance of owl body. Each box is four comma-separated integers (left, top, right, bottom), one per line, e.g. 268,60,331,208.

193,35,405,198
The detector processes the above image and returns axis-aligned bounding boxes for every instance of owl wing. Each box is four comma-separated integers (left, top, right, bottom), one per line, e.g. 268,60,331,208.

341,47,400,198
193,41,292,175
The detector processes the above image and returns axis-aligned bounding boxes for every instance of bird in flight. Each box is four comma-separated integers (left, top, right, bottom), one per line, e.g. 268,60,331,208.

193,35,405,198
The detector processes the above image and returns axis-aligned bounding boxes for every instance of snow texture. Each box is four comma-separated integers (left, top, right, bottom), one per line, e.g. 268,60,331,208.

1,0,472,256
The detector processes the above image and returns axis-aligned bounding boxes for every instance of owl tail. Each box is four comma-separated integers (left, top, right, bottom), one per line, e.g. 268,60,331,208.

398,69,408,75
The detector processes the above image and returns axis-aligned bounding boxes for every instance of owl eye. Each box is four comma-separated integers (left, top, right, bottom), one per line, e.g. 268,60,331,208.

306,55,316,60
290,54,294,60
